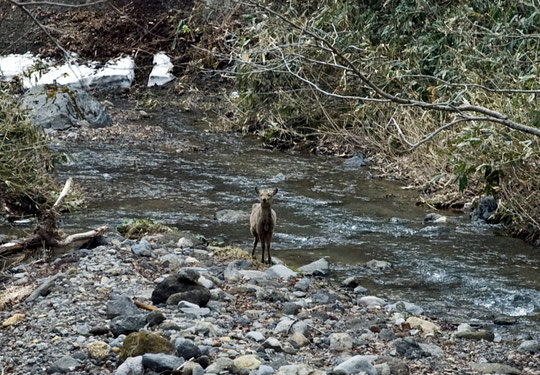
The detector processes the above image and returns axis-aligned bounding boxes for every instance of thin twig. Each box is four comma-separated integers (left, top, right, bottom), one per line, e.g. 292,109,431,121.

10,0,107,7
403,74,540,94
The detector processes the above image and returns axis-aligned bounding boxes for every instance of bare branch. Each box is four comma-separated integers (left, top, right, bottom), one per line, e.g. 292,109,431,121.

388,117,475,151
52,177,72,211
239,0,540,138
7,0,71,58
10,0,107,7
280,51,390,103
403,74,540,95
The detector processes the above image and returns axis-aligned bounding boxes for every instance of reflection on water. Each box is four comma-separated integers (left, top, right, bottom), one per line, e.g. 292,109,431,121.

5,103,539,331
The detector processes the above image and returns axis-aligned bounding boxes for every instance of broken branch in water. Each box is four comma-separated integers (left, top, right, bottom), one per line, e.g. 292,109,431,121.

0,178,108,257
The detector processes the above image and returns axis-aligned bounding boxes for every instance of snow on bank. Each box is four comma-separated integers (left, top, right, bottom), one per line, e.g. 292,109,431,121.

148,52,175,87
0,53,37,81
0,54,143,90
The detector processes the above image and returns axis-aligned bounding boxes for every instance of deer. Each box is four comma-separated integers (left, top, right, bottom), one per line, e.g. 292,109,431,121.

250,186,278,264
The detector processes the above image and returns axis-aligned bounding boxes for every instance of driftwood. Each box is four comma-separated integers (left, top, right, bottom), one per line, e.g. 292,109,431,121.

0,178,108,257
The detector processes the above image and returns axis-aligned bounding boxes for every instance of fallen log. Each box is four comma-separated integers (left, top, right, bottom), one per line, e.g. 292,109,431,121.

0,178,108,257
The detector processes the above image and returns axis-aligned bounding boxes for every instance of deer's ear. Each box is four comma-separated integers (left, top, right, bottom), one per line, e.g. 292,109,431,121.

272,188,278,195
255,186,260,194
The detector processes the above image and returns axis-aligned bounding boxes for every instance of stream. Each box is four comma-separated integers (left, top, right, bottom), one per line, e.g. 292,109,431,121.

7,99,540,334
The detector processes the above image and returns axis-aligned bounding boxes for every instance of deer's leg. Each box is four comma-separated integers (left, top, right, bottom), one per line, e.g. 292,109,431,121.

251,236,258,258
261,239,267,263
267,239,272,265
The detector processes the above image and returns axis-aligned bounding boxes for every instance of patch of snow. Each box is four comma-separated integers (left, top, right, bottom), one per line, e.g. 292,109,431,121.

0,53,37,81
14,55,135,90
147,52,175,87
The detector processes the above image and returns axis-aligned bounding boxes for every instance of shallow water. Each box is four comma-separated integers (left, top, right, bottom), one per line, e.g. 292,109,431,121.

7,101,539,333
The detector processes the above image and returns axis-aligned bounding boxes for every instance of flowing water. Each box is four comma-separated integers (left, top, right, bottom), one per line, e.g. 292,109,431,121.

7,101,540,334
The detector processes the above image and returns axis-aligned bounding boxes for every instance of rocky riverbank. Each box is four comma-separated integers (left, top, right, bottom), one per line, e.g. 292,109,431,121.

1,232,539,375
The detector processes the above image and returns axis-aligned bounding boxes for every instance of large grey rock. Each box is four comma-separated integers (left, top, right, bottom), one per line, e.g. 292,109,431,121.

110,314,147,337
263,337,283,352
455,329,494,341
277,364,324,375
394,338,434,360
266,264,298,280
358,296,386,307
173,337,201,360
114,356,143,375
332,355,377,375
131,239,153,257
21,85,112,131
329,332,353,352
48,355,80,373
142,353,184,372
166,288,211,307
224,259,254,281
517,339,538,353
206,357,233,373
298,258,330,276
343,155,367,168
469,363,521,374
258,365,276,375
106,294,140,319
471,196,498,223
151,275,208,306
365,259,393,270
385,301,424,316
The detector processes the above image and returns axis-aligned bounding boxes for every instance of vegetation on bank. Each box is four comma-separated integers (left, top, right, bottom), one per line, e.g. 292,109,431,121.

0,85,63,217
216,0,540,243
117,218,173,240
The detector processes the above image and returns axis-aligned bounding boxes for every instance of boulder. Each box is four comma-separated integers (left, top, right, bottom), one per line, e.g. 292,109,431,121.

343,155,368,168
119,332,175,363
206,358,234,373
329,332,353,352
131,239,153,257
21,85,112,131
142,353,184,372
263,337,283,352
106,294,140,319
110,314,147,337
151,274,209,305
233,355,262,370
114,356,143,375
173,337,202,360
469,363,521,374
332,355,377,375
406,317,440,335
455,329,494,341
365,259,393,270
386,301,424,316
277,364,325,375
166,288,211,307
87,341,110,360
266,264,298,280
289,332,309,348
298,258,330,276
424,213,447,223
471,196,498,223
394,338,432,360
358,296,386,307
48,355,80,373
517,339,538,353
